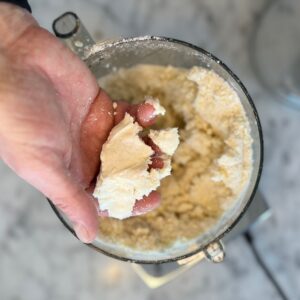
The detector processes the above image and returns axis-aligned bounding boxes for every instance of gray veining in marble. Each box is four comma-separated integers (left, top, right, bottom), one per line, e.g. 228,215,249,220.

1,0,300,299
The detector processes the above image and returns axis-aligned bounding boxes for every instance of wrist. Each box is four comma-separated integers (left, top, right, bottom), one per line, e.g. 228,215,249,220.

0,3,37,50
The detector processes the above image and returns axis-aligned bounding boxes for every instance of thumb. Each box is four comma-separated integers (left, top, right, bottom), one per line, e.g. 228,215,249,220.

50,185,99,244
17,161,99,243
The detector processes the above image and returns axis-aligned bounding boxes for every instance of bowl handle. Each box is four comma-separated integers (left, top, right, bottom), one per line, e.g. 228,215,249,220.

203,240,225,263
52,12,95,60
177,240,225,265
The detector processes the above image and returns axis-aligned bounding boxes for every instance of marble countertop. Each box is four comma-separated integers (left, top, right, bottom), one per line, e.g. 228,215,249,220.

1,0,300,299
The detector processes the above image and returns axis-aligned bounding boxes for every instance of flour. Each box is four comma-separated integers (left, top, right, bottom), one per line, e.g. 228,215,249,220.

187,67,253,196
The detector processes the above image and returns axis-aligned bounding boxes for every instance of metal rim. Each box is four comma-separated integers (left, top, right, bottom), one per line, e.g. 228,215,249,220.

49,35,264,264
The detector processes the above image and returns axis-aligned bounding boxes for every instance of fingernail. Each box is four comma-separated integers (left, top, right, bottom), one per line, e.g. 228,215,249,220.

74,223,94,243
138,104,156,123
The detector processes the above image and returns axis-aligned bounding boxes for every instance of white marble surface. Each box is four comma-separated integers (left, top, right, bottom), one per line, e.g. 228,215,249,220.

1,0,300,299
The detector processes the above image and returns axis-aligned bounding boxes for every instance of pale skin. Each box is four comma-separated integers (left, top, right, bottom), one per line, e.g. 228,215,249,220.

0,3,161,243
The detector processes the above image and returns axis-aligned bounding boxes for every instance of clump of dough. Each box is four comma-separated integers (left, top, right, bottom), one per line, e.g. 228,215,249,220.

93,104,179,219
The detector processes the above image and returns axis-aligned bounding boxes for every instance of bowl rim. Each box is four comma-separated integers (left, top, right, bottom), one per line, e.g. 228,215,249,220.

48,35,264,264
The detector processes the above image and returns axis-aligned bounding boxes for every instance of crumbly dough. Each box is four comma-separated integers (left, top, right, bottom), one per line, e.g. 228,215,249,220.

97,65,253,250
93,112,179,219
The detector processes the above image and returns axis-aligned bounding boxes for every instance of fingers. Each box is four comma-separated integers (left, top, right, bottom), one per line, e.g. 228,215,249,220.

129,103,157,127
79,89,114,186
149,157,164,169
113,101,157,127
132,191,161,216
142,136,164,169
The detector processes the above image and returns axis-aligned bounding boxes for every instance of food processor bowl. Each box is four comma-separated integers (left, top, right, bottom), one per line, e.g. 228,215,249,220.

50,12,263,264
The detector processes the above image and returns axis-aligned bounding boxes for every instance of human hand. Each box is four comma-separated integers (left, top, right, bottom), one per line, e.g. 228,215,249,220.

0,4,160,243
